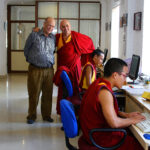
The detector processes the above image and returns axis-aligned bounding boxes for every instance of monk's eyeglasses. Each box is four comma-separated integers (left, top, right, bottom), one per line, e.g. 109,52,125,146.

118,72,129,78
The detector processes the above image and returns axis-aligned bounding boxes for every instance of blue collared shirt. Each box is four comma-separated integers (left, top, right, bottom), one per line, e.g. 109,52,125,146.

24,28,56,68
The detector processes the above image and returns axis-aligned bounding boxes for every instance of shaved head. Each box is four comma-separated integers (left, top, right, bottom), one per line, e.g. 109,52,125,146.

60,19,71,37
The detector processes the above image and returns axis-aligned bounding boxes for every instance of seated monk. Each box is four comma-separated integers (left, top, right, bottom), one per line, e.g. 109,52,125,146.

79,49,104,95
78,58,145,150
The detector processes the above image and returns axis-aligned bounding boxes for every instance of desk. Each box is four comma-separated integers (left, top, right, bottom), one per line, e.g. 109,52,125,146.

122,85,150,150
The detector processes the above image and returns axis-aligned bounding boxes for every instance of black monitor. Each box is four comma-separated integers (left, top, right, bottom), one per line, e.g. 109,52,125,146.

103,49,108,64
128,54,140,84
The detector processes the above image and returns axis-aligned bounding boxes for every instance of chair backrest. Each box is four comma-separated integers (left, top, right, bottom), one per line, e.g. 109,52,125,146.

60,71,73,97
60,99,78,138
103,48,108,64
61,70,81,106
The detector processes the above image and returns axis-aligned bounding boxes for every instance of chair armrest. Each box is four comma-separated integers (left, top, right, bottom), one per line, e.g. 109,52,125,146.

89,128,127,150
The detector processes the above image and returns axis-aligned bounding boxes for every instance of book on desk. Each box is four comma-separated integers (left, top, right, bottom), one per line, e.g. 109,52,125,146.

142,92,150,101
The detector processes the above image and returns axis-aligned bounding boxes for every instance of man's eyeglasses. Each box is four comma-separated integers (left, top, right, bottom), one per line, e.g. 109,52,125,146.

118,72,128,78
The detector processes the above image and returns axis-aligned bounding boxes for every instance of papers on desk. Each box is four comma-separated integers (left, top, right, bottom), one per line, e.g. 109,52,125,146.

127,89,148,95
121,85,130,90
122,85,150,96
122,85,144,89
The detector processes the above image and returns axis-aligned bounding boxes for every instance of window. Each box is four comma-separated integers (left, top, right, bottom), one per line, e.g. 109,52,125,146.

142,0,150,75
37,1,101,48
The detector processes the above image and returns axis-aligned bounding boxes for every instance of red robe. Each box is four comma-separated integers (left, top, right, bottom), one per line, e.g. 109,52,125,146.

78,78,143,150
54,31,95,114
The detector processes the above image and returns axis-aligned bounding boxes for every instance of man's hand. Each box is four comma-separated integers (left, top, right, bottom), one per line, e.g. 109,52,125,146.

33,27,40,32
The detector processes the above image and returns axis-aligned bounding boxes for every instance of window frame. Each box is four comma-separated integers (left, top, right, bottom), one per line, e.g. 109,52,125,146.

36,1,101,46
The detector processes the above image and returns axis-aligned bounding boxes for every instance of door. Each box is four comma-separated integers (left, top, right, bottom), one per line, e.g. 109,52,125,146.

7,5,35,72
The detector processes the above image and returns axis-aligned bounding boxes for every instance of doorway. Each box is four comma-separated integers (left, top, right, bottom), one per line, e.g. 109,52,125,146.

111,6,120,58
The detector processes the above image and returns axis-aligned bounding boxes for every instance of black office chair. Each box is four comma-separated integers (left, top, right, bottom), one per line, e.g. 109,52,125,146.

103,48,108,65
96,48,108,78
60,99,127,150
89,128,127,150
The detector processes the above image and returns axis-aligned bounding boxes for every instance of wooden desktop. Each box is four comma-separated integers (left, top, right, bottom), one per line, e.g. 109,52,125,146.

122,84,150,150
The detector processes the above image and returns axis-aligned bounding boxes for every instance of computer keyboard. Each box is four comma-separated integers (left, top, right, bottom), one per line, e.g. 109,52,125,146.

135,112,150,133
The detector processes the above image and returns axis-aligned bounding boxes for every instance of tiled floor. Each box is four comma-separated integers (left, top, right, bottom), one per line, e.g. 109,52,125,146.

0,73,79,150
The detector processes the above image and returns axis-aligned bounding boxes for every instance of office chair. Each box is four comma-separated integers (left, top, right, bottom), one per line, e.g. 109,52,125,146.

60,70,81,107
60,70,73,98
60,99,127,150
103,49,108,65
96,48,108,78
60,99,78,150
60,70,81,129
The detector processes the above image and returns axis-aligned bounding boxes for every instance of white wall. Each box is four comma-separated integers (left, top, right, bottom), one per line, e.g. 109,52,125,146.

0,0,7,76
126,0,143,59
99,0,107,51
0,0,107,76
105,0,144,60
104,0,113,58
1,0,144,76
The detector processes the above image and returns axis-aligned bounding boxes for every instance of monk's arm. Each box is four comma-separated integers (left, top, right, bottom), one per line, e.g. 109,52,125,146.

85,66,93,88
98,89,145,128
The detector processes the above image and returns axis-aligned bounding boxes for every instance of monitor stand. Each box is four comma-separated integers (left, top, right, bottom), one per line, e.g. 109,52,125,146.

127,80,139,84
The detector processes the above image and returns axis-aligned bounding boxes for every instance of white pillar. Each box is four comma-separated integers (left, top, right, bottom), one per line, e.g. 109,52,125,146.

0,0,7,76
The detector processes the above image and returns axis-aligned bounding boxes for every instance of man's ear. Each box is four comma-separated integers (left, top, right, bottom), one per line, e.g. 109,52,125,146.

43,21,46,27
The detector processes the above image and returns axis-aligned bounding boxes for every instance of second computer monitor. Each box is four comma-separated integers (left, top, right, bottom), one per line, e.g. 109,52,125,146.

128,54,140,84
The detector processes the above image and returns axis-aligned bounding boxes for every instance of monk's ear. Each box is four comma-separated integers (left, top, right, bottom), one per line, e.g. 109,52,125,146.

93,55,97,61
60,24,63,31
112,72,118,80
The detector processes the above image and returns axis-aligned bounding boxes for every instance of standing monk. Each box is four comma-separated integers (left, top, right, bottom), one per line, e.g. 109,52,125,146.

53,19,95,114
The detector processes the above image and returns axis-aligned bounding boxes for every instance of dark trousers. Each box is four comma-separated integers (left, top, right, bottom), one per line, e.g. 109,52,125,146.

27,64,54,120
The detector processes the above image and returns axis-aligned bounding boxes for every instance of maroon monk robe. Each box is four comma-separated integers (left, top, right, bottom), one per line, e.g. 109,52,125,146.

78,78,143,150
54,31,95,114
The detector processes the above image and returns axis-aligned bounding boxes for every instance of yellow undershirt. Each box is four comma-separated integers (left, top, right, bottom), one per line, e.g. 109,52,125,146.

81,62,96,90
57,33,72,50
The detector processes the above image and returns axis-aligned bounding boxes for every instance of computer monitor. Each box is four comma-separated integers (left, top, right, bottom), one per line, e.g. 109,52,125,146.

103,49,108,64
128,54,140,84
